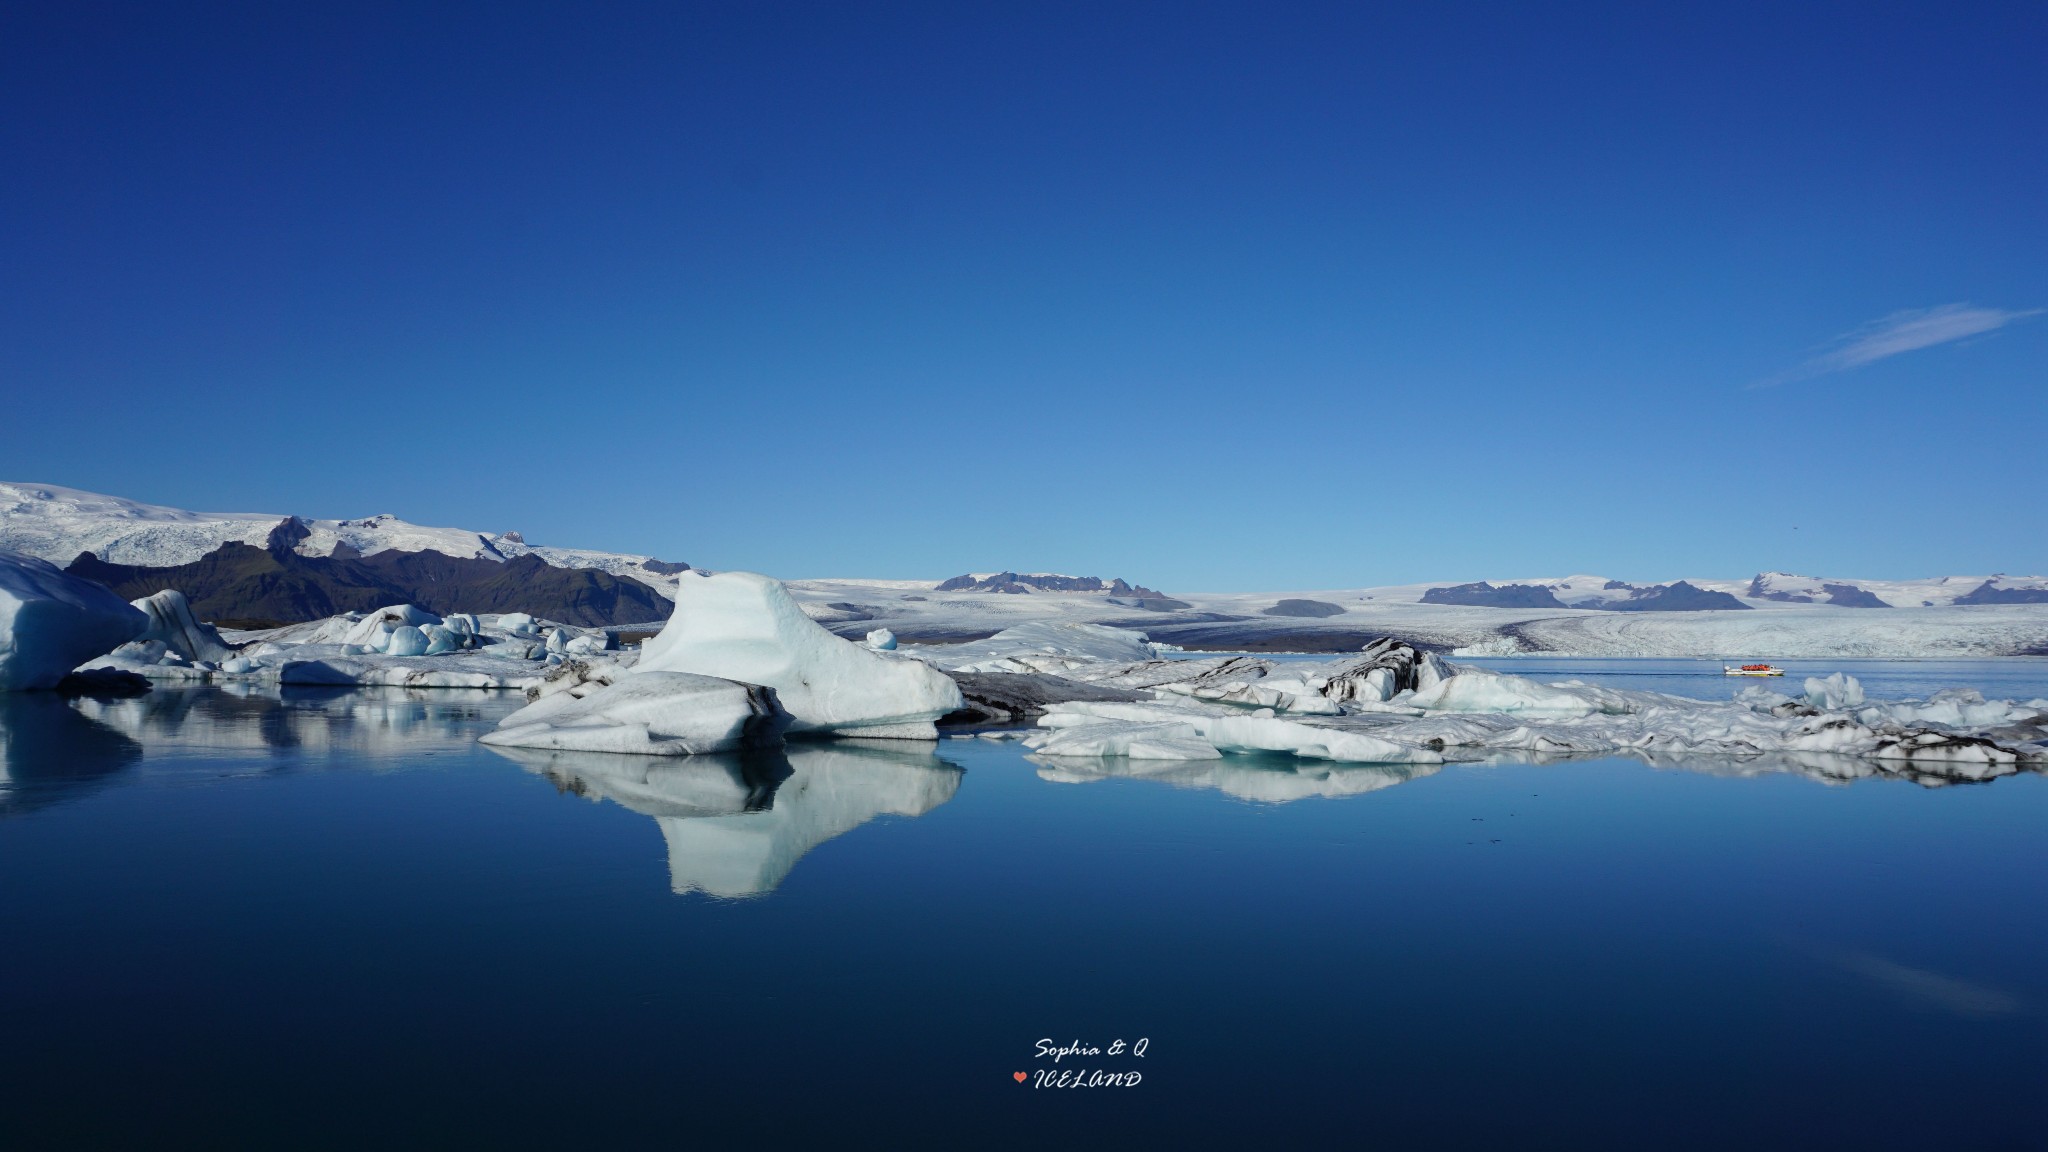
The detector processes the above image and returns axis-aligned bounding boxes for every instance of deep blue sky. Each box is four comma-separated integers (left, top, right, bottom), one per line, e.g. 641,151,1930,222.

4,2,2042,590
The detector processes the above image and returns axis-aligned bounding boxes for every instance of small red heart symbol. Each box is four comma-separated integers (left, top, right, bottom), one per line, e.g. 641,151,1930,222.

1012,1071,1027,1083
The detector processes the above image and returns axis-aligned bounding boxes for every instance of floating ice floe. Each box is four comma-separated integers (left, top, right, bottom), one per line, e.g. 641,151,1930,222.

1,550,148,691
76,599,605,690
481,671,785,756
1007,641,2048,783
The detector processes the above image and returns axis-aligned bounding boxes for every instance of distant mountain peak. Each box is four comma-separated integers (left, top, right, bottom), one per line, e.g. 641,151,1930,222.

934,571,1167,598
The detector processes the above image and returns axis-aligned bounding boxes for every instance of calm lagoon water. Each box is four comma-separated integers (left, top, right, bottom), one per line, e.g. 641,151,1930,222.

3,666,2045,1149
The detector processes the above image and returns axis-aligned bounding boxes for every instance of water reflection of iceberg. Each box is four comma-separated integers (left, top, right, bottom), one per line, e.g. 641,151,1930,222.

1030,752,1440,803
1029,743,2038,802
488,741,963,897
0,694,144,818
1631,748,2033,790
70,685,521,757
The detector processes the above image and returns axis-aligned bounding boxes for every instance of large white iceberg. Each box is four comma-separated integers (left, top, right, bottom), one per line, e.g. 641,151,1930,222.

1,550,149,691
637,571,962,738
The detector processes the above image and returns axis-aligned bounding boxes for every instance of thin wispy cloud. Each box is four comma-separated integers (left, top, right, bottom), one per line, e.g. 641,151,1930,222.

1836,952,2024,1018
1753,302,2041,388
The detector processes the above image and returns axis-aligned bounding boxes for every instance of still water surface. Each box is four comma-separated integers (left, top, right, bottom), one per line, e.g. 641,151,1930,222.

2,667,2043,1148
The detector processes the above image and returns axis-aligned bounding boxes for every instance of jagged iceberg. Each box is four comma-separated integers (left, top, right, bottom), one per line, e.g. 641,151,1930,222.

1,550,148,691
75,599,622,690
131,589,234,663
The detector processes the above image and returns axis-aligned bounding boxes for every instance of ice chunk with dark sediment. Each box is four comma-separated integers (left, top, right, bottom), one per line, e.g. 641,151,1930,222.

481,671,788,756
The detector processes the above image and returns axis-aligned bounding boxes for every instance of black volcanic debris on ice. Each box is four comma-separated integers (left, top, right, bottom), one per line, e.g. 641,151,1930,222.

64,518,674,628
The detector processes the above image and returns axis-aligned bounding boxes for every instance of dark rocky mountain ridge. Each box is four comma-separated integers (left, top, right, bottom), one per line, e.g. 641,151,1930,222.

936,572,1167,597
1420,582,1568,609
1421,579,1750,611
65,520,673,628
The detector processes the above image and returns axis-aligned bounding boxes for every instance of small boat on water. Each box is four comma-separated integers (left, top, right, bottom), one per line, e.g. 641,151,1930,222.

1723,663,1785,677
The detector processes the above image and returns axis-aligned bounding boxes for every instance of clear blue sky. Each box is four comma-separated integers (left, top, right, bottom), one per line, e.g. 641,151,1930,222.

3,2,2042,590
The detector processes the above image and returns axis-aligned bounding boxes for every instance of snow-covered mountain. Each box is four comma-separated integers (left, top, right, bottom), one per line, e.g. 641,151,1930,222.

9,483,2046,655
1320,572,2048,610
1709,571,2048,608
0,482,687,596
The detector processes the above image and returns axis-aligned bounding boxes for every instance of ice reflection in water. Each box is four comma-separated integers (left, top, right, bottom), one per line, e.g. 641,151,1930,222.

0,694,145,818
1027,744,2043,802
69,685,523,757
1030,751,1440,802
488,740,963,897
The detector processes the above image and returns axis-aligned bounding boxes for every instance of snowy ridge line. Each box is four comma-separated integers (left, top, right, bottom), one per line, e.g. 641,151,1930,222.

8,484,2047,658
786,581,2048,657
0,482,688,597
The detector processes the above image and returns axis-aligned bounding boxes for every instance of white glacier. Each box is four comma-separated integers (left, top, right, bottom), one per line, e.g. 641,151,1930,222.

10,483,2048,658
780,571,2048,658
